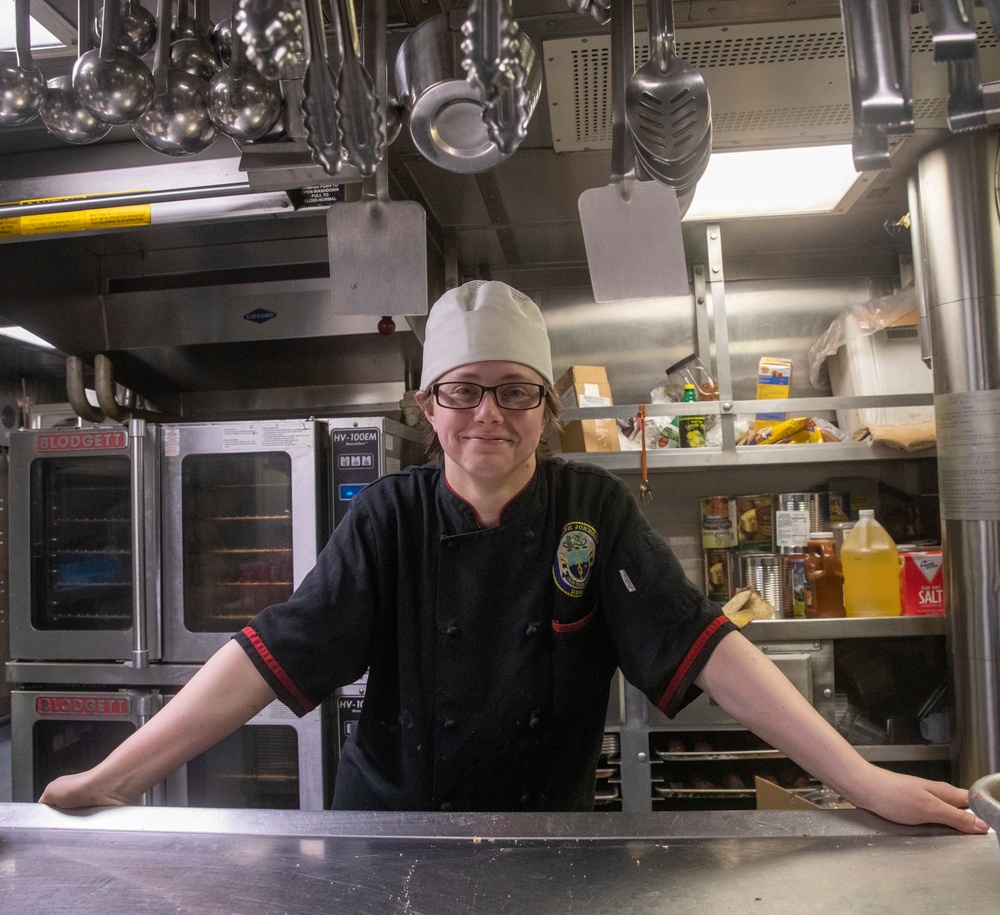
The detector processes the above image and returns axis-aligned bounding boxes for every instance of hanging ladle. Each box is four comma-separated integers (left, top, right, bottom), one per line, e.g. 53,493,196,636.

73,0,154,123
207,0,282,139
95,0,158,58
40,0,114,143
171,0,222,81
132,0,220,155
0,0,47,127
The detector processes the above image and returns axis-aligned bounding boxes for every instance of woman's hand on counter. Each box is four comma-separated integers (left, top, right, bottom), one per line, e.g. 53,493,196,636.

39,771,132,810
36,641,278,811
844,766,989,835
695,631,990,834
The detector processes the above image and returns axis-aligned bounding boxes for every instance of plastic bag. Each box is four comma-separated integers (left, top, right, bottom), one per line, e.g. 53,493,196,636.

807,288,918,389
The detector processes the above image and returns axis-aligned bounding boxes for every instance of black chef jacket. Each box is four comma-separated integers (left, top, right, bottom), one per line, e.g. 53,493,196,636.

235,458,737,812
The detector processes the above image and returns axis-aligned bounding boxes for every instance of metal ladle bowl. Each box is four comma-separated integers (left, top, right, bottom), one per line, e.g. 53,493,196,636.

39,74,114,143
95,2,158,57
211,18,233,65
207,25,281,140
171,37,222,81
0,51,46,126
73,47,154,123
132,69,220,155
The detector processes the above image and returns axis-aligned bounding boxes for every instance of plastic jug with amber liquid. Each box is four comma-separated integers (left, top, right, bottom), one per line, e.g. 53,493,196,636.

841,510,902,617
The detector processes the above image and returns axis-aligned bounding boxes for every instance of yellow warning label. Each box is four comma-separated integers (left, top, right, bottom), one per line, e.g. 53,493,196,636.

0,196,152,237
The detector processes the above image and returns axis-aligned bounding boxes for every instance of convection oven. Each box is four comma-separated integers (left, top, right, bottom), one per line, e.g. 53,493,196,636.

323,417,424,528
159,420,329,663
8,425,161,662
10,687,168,803
164,699,329,810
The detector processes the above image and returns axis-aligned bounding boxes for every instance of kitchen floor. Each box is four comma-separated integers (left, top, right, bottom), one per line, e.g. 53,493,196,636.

1,720,11,802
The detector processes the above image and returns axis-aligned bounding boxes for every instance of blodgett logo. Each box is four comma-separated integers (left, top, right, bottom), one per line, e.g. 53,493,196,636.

244,308,277,324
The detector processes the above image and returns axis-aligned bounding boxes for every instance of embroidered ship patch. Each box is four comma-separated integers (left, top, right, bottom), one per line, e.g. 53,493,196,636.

553,522,597,597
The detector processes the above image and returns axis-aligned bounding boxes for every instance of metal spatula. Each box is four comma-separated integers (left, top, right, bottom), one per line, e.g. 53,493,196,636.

578,0,689,302
326,0,426,316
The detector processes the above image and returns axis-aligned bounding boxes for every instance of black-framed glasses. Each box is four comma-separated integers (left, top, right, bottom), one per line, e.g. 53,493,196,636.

430,381,546,411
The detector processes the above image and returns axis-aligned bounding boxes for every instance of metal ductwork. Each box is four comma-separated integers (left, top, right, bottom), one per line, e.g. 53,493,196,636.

912,130,1000,786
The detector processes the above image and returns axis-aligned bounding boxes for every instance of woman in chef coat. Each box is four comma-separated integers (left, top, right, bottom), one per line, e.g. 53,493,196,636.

40,281,988,832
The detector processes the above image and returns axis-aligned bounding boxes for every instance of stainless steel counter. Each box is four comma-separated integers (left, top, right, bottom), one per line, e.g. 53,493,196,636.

0,804,996,913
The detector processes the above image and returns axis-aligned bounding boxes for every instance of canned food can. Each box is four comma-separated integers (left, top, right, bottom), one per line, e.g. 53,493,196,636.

735,494,773,552
700,496,738,549
704,548,738,604
772,492,830,553
738,552,786,618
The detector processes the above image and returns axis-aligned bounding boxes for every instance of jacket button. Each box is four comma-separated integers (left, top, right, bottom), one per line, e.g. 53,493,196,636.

525,621,540,636
440,801,453,811
529,710,541,729
443,718,457,730
525,530,535,541
446,624,460,638
520,791,531,804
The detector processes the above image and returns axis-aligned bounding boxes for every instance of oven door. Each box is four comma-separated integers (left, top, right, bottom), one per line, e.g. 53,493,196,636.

8,427,161,661
160,420,328,663
10,687,166,803
165,698,328,810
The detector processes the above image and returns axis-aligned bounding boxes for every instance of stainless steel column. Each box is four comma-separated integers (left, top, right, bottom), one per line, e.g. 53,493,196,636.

913,130,1000,785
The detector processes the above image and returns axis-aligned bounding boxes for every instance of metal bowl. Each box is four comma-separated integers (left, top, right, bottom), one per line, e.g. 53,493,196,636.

970,772,1000,853
394,13,537,174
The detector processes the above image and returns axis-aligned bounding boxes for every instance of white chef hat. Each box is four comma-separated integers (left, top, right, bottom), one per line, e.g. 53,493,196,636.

419,280,554,389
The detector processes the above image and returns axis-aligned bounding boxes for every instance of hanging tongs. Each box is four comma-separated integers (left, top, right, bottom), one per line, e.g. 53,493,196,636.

481,25,533,155
235,0,304,80
460,0,519,106
638,404,652,502
333,0,383,176
300,0,344,174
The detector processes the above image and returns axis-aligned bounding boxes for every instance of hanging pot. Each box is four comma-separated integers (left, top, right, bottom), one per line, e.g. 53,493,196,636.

394,12,539,173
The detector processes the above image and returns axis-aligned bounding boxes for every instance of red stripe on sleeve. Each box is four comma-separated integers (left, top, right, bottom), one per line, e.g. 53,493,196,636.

241,626,315,713
655,615,731,714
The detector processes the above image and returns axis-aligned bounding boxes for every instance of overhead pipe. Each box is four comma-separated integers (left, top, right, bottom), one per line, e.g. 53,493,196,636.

93,353,164,423
65,356,106,424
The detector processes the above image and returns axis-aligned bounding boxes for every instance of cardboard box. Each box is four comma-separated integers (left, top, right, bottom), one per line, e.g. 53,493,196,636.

754,357,792,431
755,777,854,811
827,311,934,436
555,365,620,453
899,550,945,616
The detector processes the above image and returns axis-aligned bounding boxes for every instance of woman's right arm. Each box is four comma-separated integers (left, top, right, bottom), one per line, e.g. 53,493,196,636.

38,640,278,810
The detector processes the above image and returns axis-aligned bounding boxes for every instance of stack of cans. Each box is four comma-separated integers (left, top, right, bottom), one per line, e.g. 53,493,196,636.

702,491,847,619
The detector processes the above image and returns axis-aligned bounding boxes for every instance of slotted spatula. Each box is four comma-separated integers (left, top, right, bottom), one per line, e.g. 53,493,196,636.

625,0,710,165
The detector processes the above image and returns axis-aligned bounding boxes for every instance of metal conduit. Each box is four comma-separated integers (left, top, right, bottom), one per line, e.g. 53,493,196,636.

912,130,1000,786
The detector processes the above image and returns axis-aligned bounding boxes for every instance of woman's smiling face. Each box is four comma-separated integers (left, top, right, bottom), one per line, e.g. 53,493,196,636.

419,360,547,490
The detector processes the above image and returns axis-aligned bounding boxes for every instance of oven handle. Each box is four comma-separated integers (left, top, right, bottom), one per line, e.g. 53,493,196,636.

135,692,154,806
129,418,150,670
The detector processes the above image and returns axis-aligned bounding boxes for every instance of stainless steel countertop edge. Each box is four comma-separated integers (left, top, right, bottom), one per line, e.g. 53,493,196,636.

0,802,971,841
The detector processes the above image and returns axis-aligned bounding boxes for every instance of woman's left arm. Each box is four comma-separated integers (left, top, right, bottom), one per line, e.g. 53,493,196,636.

694,630,989,834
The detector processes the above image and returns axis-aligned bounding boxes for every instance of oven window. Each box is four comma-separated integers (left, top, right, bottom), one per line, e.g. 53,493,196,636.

33,718,135,802
186,724,300,808
30,456,132,631
181,452,294,632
